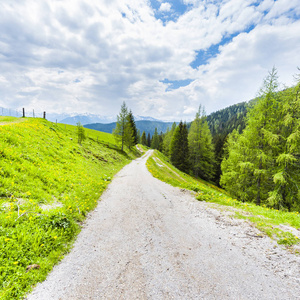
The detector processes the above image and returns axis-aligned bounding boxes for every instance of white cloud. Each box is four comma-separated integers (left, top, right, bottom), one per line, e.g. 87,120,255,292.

0,0,299,121
159,3,172,12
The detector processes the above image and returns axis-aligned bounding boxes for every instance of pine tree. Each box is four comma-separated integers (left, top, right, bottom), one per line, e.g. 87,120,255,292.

216,68,300,210
188,105,215,181
127,110,138,145
170,121,189,173
268,81,300,210
147,133,151,147
137,129,141,144
158,131,164,152
141,131,147,146
113,102,129,151
163,122,176,157
151,127,160,149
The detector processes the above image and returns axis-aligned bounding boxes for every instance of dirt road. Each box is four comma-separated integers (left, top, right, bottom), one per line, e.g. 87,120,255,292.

27,151,300,299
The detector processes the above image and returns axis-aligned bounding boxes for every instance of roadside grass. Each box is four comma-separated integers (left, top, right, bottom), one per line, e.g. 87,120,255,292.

136,144,150,154
147,150,300,251
0,117,138,299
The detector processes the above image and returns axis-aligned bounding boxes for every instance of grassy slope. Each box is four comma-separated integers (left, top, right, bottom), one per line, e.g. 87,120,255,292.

0,117,139,299
147,150,300,251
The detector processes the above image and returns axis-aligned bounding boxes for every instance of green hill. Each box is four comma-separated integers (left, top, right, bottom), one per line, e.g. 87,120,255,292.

0,117,139,299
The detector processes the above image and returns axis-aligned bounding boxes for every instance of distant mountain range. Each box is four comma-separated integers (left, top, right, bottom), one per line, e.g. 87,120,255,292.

0,107,163,125
85,120,176,136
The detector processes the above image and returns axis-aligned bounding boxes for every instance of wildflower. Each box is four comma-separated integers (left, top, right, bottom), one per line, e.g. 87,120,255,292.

5,238,10,242
13,262,18,265
40,244,44,247
53,236,57,239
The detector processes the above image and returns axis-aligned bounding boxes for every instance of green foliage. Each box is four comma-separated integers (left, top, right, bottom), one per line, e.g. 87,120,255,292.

127,110,138,145
188,106,215,181
113,103,138,151
221,68,300,211
77,122,86,145
141,131,147,146
113,101,129,151
0,117,136,299
150,128,160,149
147,150,300,251
162,122,176,157
170,121,189,173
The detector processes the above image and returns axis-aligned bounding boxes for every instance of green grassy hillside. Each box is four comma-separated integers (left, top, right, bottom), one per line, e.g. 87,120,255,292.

0,117,138,299
147,150,300,251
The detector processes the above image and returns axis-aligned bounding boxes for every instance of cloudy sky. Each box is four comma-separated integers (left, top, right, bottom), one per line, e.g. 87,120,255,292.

0,0,300,121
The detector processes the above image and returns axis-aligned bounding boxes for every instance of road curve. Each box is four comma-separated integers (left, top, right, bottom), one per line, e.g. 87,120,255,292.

27,150,299,299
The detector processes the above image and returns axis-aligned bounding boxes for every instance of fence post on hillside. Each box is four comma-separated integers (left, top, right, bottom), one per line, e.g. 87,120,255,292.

22,108,25,118
43,112,46,119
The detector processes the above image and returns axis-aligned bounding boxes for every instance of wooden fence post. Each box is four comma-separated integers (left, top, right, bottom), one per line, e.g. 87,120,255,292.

43,112,46,119
22,108,25,118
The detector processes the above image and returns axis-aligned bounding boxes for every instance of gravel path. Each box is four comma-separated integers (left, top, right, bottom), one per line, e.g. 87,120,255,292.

27,150,300,299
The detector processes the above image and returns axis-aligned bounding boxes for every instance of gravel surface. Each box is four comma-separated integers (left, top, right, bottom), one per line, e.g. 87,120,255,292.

27,150,300,299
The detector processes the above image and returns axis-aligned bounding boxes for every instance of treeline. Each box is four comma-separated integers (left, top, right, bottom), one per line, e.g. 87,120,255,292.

140,106,216,182
112,102,165,151
113,68,300,211
221,68,300,211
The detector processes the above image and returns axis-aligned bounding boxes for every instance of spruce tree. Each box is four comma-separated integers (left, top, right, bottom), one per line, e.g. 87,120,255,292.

151,128,160,149
113,102,129,151
170,121,189,173
137,129,141,144
188,105,215,181
158,131,164,152
127,110,138,145
141,131,147,146
147,133,151,147
268,81,300,210
219,68,300,210
163,122,176,157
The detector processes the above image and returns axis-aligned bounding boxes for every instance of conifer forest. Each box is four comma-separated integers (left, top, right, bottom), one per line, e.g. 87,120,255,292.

114,68,300,212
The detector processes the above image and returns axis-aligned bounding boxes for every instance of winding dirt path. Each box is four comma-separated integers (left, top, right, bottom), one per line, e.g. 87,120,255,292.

27,151,300,299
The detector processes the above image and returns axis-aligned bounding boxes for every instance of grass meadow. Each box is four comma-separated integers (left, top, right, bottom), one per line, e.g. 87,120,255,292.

0,116,138,299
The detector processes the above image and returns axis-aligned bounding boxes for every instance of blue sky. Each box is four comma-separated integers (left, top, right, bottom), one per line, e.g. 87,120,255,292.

0,0,300,121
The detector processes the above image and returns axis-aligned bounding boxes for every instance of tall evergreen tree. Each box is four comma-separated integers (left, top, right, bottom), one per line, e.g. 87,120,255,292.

141,131,147,146
221,69,279,205
158,131,164,152
151,127,160,149
220,68,300,210
188,105,215,181
113,102,129,151
137,129,141,144
268,81,300,210
163,122,176,157
170,121,189,173
147,133,151,147
127,110,138,145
